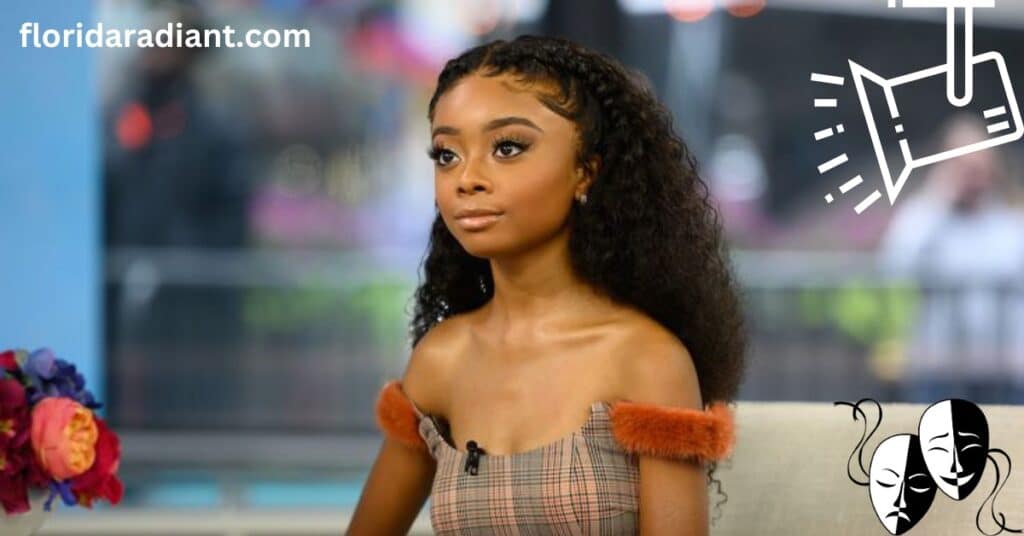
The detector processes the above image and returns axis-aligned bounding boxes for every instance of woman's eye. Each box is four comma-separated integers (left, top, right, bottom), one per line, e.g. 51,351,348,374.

493,139,528,158
428,138,528,167
427,146,457,167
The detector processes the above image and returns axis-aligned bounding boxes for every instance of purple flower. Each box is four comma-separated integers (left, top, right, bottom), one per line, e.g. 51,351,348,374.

23,348,101,410
43,479,78,512
23,348,55,377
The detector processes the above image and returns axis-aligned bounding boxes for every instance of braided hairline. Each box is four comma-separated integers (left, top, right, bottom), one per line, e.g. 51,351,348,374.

457,36,667,179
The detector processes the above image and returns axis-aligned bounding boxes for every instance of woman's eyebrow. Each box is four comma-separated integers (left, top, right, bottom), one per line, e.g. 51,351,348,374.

432,116,544,138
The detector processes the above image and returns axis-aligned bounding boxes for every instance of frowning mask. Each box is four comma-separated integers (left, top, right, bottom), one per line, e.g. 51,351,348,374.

869,434,937,535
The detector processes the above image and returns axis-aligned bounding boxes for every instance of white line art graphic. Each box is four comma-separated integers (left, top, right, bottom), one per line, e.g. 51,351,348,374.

811,73,846,86
983,105,1006,118
841,175,864,193
854,190,883,214
812,0,1022,214
815,124,846,141
824,175,870,206
818,153,850,174
895,0,995,105
850,51,1022,205
987,121,1011,133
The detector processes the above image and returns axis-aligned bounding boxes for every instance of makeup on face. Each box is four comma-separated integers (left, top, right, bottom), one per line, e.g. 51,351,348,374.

427,74,585,258
454,212,503,232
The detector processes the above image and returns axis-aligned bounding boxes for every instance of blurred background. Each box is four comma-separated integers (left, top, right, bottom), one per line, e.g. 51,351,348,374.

2,0,1024,533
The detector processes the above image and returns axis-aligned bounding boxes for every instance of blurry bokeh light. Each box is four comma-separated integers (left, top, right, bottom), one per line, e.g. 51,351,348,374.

455,0,517,36
115,102,153,150
664,0,715,22
726,0,766,18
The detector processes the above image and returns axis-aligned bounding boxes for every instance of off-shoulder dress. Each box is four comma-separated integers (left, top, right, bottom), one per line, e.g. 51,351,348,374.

374,379,735,535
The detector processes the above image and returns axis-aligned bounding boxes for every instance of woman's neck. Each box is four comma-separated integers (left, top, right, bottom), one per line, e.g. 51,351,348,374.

481,234,618,341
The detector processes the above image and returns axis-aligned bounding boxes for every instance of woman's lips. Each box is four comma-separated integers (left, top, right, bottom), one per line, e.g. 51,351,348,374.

455,213,502,231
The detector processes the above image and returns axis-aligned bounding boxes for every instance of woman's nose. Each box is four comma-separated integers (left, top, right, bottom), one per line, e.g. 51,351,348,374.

456,156,491,194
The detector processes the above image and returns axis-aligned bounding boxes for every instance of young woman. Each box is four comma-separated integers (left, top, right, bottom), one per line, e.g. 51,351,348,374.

348,34,746,535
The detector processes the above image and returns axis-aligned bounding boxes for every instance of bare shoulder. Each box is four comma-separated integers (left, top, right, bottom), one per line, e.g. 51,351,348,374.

609,309,703,410
399,313,471,416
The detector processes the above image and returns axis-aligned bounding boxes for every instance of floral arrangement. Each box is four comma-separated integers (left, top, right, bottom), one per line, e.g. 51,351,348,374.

0,348,123,516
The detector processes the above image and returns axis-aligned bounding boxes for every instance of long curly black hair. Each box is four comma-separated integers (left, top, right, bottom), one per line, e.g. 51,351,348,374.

408,34,746,519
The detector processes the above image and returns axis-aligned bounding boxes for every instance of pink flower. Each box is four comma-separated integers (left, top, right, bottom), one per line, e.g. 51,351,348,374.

30,398,98,480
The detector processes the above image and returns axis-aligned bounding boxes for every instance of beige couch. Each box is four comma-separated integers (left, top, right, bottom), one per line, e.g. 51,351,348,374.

711,401,1024,535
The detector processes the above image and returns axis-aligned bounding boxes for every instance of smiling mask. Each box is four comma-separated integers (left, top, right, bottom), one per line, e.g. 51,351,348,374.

918,399,989,500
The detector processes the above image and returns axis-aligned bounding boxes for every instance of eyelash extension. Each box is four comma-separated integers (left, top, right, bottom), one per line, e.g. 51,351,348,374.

424,135,532,165
426,144,445,162
491,134,531,154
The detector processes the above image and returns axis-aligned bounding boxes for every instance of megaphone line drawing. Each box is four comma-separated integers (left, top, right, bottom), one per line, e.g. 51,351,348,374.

892,0,997,106
815,0,1024,215
945,4,975,107
849,51,1024,205
810,69,887,213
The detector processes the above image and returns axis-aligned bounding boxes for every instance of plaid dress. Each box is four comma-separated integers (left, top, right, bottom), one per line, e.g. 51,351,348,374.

374,379,735,536
416,400,639,535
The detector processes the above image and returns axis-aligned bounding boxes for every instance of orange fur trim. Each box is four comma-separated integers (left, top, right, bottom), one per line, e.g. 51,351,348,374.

374,380,428,452
608,401,735,462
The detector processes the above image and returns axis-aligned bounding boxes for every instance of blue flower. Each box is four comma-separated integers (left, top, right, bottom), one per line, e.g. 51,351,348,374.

23,348,102,410
24,348,55,379
43,479,78,512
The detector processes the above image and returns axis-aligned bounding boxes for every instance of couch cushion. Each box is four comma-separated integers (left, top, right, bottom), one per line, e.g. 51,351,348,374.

711,401,1024,535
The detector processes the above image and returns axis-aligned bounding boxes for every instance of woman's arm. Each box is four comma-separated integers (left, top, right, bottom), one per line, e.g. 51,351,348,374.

618,332,709,536
347,332,453,535
638,452,709,536
345,434,435,535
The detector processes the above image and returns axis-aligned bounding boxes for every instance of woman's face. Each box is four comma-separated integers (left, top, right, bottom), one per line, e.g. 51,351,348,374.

429,72,591,259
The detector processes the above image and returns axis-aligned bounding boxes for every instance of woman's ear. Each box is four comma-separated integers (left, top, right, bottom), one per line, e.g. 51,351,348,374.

584,154,601,181
576,154,601,193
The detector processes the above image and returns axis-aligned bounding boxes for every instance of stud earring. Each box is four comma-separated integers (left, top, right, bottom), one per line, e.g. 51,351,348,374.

577,193,588,205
